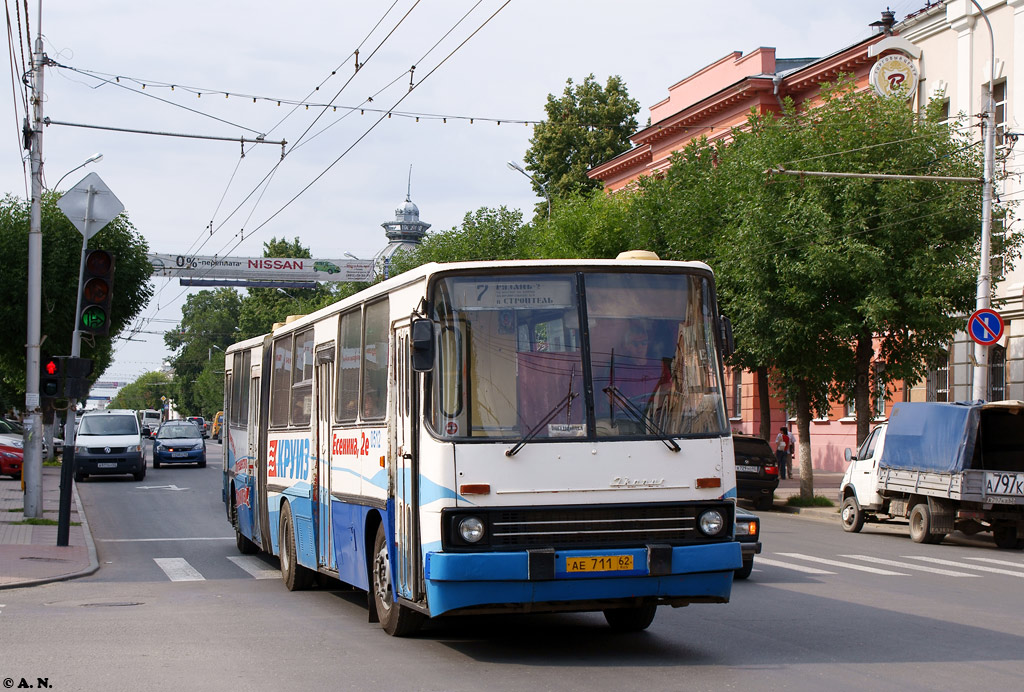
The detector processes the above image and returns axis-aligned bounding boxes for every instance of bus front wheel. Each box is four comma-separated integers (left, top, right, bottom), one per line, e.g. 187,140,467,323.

372,524,424,637
603,603,657,632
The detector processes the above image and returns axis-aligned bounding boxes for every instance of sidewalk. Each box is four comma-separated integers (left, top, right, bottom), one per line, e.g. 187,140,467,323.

0,465,98,589
769,469,845,518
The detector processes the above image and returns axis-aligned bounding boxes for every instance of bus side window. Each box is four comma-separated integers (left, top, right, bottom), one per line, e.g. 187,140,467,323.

337,310,360,423
361,299,389,420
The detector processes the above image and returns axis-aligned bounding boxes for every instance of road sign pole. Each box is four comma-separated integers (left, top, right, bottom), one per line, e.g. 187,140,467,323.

57,186,94,546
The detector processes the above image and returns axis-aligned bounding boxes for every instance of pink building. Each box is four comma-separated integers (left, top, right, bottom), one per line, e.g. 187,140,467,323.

589,28,920,472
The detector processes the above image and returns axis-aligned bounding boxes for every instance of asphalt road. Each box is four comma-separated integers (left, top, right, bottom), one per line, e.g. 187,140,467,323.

1,442,1022,691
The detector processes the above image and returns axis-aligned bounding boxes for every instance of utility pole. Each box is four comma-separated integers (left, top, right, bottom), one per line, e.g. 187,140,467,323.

971,0,997,402
23,8,45,519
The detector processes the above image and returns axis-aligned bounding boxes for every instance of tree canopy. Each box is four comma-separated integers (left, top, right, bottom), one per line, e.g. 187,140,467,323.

0,191,152,411
524,74,639,202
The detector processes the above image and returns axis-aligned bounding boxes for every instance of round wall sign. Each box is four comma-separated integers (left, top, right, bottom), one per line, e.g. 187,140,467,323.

870,53,918,100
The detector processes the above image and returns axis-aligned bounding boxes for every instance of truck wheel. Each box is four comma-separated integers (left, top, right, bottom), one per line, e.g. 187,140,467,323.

841,496,864,533
993,526,1021,550
734,558,754,580
909,504,938,544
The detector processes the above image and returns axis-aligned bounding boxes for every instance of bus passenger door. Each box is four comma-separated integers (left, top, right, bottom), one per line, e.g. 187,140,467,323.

392,322,421,602
315,347,336,571
249,373,263,548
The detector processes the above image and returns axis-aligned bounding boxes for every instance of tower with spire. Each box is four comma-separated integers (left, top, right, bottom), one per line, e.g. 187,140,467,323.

380,165,430,264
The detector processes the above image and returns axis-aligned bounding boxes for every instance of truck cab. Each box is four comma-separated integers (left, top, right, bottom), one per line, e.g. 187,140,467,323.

839,424,888,532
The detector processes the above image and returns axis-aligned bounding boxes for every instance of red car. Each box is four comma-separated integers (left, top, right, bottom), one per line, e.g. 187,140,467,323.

0,443,23,480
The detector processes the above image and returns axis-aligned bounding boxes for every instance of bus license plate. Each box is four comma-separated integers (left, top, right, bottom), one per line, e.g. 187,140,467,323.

97,462,117,469
565,555,633,573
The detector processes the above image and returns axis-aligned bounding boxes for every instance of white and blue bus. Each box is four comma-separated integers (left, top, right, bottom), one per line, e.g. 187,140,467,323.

222,254,740,636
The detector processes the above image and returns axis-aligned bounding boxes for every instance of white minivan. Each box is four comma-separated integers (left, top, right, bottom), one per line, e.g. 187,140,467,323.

139,409,161,438
74,409,146,482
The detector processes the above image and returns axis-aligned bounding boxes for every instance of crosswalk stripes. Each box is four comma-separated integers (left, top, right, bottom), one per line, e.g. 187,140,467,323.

153,555,281,582
227,555,280,579
153,557,205,582
775,552,908,575
838,554,980,577
754,557,836,575
756,551,1024,580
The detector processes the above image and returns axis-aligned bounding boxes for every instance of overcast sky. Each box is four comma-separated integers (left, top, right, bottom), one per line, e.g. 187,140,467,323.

4,0,922,399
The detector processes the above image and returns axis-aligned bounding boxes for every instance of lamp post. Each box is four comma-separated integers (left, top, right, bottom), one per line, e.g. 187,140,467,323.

50,153,103,191
208,344,224,361
506,160,551,219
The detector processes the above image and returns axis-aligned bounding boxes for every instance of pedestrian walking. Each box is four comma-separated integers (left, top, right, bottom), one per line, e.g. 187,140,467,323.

775,426,790,480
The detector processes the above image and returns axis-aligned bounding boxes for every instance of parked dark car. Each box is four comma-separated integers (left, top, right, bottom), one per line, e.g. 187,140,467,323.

733,434,780,510
153,421,206,468
734,508,761,580
186,416,209,439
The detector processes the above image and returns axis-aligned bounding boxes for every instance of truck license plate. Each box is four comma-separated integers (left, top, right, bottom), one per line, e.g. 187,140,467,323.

985,472,1024,499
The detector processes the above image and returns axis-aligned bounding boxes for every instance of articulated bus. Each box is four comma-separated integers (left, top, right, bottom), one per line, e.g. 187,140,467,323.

222,254,740,636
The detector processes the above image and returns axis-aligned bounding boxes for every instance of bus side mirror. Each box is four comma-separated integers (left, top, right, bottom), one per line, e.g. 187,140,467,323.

411,319,435,372
720,315,735,357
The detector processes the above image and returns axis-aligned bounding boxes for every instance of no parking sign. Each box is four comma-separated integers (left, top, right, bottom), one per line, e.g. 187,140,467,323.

968,308,1004,346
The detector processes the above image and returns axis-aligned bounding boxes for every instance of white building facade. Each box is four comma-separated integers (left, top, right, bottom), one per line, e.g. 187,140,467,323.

899,0,1023,402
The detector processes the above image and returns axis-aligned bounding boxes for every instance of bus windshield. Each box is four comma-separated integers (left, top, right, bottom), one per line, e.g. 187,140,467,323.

429,270,727,440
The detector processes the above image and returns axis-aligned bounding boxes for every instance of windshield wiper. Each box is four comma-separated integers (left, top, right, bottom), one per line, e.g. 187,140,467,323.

507,365,579,458
603,385,681,452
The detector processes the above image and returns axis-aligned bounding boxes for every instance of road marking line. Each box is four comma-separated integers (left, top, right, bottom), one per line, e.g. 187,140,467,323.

776,552,907,575
153,557,205,581
755,557,835,575
227,556,279,580
966,557,1024,568
839,554,979,577
100,537,234,542
904,556,1024,578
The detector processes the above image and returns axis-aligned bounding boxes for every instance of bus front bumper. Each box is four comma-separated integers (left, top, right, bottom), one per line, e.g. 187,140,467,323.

423,541,741,616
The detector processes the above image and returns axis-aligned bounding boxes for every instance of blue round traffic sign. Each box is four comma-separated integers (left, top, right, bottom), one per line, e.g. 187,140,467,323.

968,308,1004,346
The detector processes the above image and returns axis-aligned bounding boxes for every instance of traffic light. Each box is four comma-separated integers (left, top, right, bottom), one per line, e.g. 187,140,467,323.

41,357,63,398
63,357,94,400
80,249,114,336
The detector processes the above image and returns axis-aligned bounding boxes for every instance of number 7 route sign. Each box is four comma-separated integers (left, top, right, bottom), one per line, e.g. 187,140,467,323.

968,308,1004,346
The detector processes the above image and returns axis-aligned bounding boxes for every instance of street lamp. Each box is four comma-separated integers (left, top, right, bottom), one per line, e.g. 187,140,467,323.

506,160,551,219
276,287,296,300
50,152,103,191
209,344,224,361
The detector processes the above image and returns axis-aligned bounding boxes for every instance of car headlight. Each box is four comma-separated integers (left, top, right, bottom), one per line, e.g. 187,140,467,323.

127,445,141,453
457,516,485,543
8,439,23,449
735,520,758,538
193,444,204,451
698,509,726,537
76,445,88,454
1,450,17,458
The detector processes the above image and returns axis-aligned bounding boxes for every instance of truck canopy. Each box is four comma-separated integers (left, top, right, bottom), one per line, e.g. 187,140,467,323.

880,401,1024,474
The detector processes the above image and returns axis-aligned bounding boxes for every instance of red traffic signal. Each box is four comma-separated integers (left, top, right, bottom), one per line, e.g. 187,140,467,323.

41,357,63,398
80,250,114,336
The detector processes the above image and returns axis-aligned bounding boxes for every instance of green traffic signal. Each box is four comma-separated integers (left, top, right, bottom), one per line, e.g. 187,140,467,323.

79,250,114,336
81,305,108,329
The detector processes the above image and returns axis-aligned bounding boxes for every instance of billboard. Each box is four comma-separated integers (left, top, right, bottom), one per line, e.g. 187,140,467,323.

149,254,376,283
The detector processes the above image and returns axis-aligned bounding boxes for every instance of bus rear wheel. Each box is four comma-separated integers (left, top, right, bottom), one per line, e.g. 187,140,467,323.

280,502,313,591
372,524,424,637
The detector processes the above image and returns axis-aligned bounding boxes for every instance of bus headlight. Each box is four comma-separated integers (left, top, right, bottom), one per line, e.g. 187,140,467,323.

698,509,725,537
458,516,485,543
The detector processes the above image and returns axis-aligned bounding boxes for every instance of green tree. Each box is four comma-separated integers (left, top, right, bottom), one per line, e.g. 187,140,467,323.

717,78,999,498
165,287,242,416
524,74,639,202
0,192,152,410
109,371,173,411
388,207,529,275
